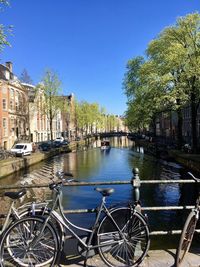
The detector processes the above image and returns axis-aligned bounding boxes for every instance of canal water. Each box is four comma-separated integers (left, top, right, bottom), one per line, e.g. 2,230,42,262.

1,136,198,249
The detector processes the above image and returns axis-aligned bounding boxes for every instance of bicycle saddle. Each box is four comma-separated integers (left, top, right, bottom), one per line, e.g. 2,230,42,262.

4,189,26,200
95,187,114,196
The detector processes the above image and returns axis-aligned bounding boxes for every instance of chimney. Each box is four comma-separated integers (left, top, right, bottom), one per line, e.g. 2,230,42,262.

5,62,13,73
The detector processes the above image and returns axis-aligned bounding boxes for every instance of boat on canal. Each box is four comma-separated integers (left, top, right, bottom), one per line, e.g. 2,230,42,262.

100,140,111,150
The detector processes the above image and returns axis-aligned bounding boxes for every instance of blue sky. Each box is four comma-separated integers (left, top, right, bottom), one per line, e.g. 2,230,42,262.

1,0,200,115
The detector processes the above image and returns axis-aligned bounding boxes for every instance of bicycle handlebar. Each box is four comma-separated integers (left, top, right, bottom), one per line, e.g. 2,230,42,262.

49,181,62,190
188,172,200,182
48,177,77,191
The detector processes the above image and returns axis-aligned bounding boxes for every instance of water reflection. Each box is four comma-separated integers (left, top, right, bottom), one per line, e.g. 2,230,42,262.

0,137,197,249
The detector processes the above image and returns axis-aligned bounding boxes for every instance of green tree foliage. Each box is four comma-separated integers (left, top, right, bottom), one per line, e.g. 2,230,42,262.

0,0,12,54
38,69,62,141
74,100,117,136
124,13,200,151
147,13,200,150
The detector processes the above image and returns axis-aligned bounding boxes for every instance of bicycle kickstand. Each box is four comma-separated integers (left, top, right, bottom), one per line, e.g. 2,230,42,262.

84,250,89,267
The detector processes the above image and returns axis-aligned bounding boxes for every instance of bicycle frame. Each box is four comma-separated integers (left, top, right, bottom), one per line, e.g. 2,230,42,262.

0,201,19,234
175,172,200,267
0,179,150,267
0,194,52,234
38,184,132,251
193,192,200,220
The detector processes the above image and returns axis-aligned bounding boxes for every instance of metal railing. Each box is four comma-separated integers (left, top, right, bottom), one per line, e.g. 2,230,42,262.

0,168,199,235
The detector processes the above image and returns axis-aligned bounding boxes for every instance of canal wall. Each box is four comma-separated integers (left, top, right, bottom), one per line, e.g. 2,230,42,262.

133,139,200,173
0,147,68,179
0,140,88,179
169,150,200,173
0,138,95,179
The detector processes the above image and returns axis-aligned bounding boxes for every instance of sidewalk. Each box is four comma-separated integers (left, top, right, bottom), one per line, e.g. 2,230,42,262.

59,249,200,267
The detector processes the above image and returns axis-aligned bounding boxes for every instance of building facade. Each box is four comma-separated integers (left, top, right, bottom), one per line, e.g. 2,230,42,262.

155,106,200,147
28,86,64,143
0,62,29,149
60,93,75,140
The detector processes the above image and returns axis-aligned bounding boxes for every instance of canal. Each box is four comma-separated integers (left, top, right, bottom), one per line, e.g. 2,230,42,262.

0,136,198,249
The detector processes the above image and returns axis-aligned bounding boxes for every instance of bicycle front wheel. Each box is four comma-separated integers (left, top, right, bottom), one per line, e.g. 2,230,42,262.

97,207,150,267
175,210,198,267
0,216,59,267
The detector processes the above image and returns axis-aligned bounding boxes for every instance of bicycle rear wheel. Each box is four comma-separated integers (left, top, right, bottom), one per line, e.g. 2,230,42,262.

19,207,65,249
175,210,198,267
0,216,59,267
0,152,5,160
97,207,150,267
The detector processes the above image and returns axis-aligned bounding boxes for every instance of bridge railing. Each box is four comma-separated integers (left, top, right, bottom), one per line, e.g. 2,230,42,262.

0,168,199,235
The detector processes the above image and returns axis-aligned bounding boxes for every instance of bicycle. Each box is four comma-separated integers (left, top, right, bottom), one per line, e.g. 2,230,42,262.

0,172,73,234
0,149,14,161
0,187,61,233
0,173,150,267
175,172,200,267
0,189,27,234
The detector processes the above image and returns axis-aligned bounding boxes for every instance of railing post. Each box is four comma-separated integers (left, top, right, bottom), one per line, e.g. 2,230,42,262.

131,168,141,203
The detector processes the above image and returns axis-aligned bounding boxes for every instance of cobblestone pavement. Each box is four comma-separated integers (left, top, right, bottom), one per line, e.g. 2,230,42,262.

60,249,200,267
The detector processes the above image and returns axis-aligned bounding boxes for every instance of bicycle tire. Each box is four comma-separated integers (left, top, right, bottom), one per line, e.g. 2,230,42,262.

0,216,59,267
19,208,65,246
0,152,5,161
175,210,198,267
97,207,150,267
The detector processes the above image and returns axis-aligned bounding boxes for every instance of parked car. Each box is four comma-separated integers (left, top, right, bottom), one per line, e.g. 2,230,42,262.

11,143,32,156
61,140,70,146
52,141,63,148
38,142,51,152
54,137,64,143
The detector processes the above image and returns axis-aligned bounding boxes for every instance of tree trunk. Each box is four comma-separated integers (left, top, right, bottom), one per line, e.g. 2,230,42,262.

177,106,183,149
151,115,157,137
50,118,53,142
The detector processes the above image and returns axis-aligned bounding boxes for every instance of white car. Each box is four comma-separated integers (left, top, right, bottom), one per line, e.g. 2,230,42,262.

11,143,32,156
54,137,64,143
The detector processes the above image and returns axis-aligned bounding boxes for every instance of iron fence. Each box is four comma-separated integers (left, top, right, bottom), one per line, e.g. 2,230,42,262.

0,168,199,235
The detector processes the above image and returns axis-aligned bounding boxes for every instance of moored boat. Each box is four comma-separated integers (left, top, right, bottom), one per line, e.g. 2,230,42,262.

100,140,111,150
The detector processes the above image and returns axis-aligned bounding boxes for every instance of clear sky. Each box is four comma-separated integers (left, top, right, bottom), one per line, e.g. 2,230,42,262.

1,0,200,115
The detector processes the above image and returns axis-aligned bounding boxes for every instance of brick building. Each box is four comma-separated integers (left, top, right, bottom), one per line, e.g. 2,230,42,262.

0,62,29,149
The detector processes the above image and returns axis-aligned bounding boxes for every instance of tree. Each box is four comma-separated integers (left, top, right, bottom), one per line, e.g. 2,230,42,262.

20,69,33,84
75,100,108,136
37,69,62,141
147,13,200,151
0,0,12,54
123,56,145,102
124,13,200,152
123,57,164,133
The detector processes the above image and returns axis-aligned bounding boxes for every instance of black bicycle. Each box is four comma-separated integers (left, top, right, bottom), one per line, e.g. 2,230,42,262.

175,172,200,267
0,149,14,161
0,172,150,267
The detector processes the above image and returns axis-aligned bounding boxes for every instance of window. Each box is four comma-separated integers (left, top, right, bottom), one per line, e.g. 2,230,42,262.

2,87,7,94
3,118,6,128
2,118,7,136
10,100,13,110
2,99,7,110
15,101,19,111
10,88,14,98
5,70,10,80
10,117,15,131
